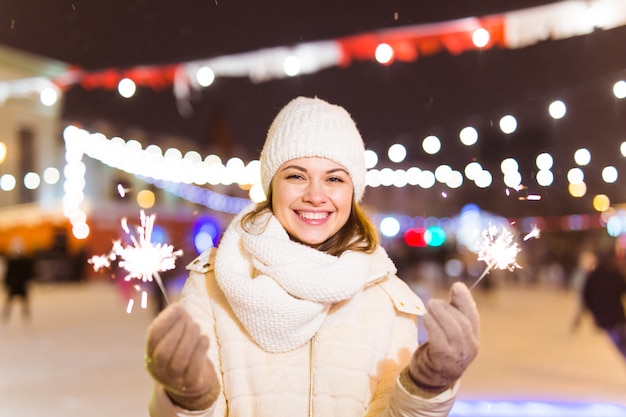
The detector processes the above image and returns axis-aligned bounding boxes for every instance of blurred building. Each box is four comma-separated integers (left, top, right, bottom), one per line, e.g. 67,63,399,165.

0,45,69,258
0,46,236,282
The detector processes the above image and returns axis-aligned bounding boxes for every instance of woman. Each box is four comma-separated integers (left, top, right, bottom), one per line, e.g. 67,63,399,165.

145,96,479,417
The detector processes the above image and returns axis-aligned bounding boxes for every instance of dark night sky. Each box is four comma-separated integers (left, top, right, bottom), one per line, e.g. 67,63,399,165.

1,0,626,218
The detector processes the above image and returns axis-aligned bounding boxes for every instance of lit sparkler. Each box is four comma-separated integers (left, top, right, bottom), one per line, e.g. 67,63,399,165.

89,210,183,312
469,223,540,291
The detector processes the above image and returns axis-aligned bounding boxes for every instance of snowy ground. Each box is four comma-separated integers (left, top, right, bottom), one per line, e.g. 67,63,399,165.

1,280,625,417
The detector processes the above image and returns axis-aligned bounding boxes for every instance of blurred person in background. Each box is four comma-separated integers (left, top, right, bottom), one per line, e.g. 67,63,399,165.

143,97,480,417
582,248,626,362
1,239,35,322
569,248,597,332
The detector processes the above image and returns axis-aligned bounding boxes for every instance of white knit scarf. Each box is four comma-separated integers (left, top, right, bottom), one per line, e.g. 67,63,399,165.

214,206,397,353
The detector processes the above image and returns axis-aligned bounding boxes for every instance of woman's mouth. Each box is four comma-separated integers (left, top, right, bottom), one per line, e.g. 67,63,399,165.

297,211,330,221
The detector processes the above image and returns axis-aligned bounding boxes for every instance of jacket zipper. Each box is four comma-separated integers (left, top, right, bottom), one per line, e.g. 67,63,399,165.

308,334,317,417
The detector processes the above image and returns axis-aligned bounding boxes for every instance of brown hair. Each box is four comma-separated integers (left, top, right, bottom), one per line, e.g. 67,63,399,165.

241,188,378,257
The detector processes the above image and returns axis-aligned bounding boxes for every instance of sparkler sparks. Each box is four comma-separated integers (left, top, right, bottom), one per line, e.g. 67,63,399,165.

88,210,183,312
523,224,541,241
117,183,131,198
469,223,540,291
88,253,113,271
519,194,542,201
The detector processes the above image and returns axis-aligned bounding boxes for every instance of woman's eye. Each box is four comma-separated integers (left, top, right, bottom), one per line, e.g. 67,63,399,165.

328,176,344,183
286,174,304,180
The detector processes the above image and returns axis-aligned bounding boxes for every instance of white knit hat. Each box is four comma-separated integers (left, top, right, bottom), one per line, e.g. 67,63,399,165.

260,96,367,202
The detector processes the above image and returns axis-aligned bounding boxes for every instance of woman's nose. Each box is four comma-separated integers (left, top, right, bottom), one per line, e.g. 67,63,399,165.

303,181,327,205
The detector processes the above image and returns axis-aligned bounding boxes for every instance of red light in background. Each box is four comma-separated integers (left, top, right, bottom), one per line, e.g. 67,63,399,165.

404,227,427,247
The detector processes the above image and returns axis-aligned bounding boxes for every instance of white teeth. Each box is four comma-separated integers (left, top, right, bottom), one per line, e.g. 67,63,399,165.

299,211,328,220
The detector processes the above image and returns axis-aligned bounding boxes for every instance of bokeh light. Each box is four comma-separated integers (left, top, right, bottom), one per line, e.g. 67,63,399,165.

136,189,156,208
536,152,554,170
196,66,215,86
0,174,16,191
568,182,587,197
459,126,478,146
118,78,136,98
23,172,40,189
472,28,490,47
422,135,441,154
375,43,394,64
593,194,610,212
614,80,626,99
283,55,300,76
548,99,566,119
380,216,400,238
574,148,591,166
364,149,378,169
388,144,407,163
499,115,517,134
602,166,618,183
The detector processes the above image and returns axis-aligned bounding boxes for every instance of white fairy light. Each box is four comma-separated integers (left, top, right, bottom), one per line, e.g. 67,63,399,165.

472,28,490,47
375,43,394,64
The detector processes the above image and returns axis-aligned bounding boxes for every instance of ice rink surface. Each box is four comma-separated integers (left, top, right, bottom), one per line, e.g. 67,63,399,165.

1,280,625,417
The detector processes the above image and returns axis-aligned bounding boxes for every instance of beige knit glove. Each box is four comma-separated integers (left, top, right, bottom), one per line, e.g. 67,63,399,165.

407,282,479,394
145,303,219,410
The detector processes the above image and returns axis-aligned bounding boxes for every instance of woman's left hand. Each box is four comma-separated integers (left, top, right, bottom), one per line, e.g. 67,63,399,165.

407,282,479,391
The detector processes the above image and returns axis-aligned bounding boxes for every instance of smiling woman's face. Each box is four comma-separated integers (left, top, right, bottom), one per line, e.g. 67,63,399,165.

271,157,353,246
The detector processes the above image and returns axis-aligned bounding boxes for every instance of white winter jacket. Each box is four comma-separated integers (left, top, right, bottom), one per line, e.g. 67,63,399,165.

149,249,458,417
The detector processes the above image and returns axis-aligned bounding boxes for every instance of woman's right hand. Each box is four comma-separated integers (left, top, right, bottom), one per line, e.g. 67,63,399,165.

145,303,219,410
